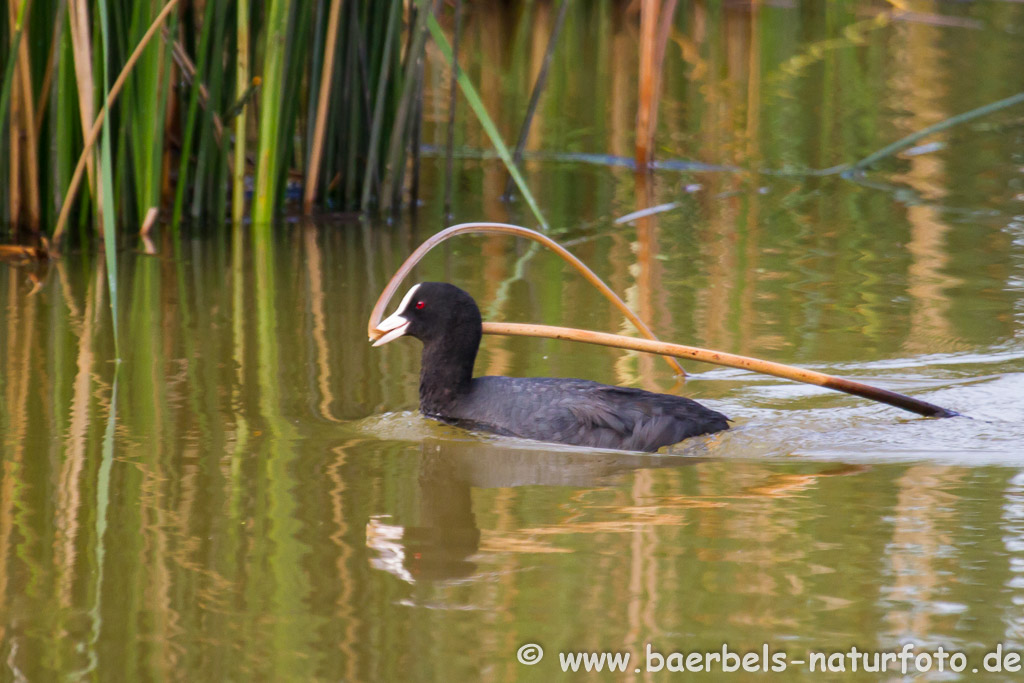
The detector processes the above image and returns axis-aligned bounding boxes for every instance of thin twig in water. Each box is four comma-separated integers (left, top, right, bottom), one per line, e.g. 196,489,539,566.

615,202,680,225
164,29,226,142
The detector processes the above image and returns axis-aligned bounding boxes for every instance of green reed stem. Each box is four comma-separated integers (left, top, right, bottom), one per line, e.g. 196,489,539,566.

851,91,1024,172
274,1,312,202
360,0,400,212
0,0,29,140
503,0,567,201
193,0,230,218
442,0,462,217
232,0,250,222
129,2,172,224
52,0,181,249
97,0,119,356
380,0,431,213
171,0,215,228
251,0,289,225
426,13,548,230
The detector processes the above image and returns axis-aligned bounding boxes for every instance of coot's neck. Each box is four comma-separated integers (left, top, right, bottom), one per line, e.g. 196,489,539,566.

418,326,480,415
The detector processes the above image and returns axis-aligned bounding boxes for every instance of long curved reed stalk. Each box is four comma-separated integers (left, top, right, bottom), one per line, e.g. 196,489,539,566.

366,222,686,375
50,0,181,249
481,323,955,418
368,223,958,419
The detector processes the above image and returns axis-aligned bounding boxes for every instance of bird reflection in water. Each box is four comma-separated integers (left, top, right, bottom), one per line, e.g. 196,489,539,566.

366,438,707,583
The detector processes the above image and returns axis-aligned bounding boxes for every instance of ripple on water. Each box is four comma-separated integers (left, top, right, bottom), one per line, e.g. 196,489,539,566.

358,357,1024,466
709,366,1024,464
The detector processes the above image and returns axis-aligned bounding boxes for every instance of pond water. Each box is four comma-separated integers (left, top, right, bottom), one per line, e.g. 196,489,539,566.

3,1,1024,680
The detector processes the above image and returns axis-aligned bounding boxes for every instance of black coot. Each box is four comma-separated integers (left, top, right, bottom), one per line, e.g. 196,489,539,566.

372,282,729,452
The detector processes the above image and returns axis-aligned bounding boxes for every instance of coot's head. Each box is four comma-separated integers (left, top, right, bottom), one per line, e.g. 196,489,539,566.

371,282,482,347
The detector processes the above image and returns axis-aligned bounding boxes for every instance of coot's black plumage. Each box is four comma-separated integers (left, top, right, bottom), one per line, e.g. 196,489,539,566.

372,282,729,452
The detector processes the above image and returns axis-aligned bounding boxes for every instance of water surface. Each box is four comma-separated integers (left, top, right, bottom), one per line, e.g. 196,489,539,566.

3,1,1024,680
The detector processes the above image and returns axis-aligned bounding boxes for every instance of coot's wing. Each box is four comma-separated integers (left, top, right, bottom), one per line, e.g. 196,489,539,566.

448,377,728,452
565,385,729,451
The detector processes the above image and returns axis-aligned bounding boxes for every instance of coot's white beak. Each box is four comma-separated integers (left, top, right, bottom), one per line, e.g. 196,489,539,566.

371,312,409,347
370,283,421,347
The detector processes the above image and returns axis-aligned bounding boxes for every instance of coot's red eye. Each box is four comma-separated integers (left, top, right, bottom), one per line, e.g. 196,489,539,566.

415,301,425,310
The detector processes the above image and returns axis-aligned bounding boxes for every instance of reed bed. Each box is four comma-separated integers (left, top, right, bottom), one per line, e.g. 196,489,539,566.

3,0,524,247
7,0,1018,251
0,0,684,245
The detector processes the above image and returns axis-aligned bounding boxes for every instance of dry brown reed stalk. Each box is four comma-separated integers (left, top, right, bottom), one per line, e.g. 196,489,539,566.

651,0,676,136
66,0,97,200
140,207,159,254
635,0,659,168
303,0,344,213
51,0,182,250
8,0,40,231
480,323,956,418
0,244,48,262
7,66,21,226
165,32,226,143
635,0,677,170
368,223,958,419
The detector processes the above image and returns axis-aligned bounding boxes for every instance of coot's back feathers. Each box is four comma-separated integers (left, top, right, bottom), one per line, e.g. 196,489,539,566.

372,282,729,452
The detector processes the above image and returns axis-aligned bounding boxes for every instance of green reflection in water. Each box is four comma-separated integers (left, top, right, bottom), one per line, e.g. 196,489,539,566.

3,0,1024,680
